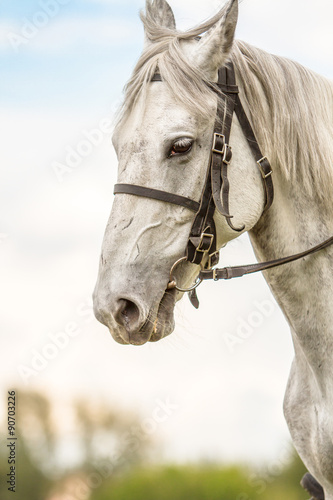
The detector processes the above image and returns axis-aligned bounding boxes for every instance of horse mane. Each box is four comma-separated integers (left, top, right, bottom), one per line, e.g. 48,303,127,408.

116,5,333,201
231,42,333,201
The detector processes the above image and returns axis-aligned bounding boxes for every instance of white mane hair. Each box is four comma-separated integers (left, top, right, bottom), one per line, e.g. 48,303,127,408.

116,2,333,201
232,42,333,200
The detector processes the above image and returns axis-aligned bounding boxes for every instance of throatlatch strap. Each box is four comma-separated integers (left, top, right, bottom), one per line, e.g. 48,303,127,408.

234,94,274,211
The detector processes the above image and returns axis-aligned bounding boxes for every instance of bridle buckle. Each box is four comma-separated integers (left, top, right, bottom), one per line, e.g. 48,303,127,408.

212,133,232,164
196,231,214,254
222,144,232,164
212,133,226,154
257,156,272,179
206,250,220,270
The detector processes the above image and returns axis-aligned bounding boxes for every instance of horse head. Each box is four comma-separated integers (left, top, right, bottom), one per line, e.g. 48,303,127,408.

93,0,266,345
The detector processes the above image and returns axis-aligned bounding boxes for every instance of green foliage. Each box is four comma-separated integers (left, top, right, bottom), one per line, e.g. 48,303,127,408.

92,465,257,500
90,453,309,500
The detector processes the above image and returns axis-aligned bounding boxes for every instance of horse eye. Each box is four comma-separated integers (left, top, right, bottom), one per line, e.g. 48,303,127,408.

169,138,193,157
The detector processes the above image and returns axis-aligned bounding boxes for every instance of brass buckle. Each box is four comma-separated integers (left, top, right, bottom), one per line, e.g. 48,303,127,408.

206,250,219,270
257,157,272,179
222,144,232,164
196,231,214,254
212,133,225,154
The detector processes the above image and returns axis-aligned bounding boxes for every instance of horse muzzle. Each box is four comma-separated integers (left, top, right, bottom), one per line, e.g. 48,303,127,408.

93,283,177,345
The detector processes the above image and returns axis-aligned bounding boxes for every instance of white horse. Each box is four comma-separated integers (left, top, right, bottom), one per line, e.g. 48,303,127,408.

93,1,333,498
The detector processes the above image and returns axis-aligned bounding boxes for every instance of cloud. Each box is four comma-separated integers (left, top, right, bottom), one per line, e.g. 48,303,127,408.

2,0,332,78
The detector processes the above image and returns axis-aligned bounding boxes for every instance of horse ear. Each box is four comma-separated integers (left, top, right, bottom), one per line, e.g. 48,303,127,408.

145,0,176,29
192,0,238,80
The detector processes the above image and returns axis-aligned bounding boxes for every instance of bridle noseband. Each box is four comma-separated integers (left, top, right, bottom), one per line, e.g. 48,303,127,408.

114,61,333,308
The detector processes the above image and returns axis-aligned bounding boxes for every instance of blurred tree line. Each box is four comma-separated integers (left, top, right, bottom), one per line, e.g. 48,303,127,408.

0,389,309,500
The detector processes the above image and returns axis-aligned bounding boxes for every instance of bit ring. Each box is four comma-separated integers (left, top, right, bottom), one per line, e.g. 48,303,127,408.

167,257,204,292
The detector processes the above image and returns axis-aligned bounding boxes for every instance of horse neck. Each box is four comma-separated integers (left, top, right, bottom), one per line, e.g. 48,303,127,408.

231,46,333,366
249,166,333,376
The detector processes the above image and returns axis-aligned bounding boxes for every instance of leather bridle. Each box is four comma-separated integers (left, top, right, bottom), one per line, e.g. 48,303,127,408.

114,61,333,308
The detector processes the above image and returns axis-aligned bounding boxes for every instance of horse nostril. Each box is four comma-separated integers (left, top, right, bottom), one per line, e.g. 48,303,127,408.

115,299,141,332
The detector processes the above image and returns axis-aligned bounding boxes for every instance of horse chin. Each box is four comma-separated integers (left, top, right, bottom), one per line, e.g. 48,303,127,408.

111,288,177,346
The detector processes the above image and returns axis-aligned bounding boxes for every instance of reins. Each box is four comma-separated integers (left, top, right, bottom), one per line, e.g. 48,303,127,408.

198,235,333,282
113,61,333,308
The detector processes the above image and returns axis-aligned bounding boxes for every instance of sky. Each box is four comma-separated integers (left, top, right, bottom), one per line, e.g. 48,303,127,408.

1,0,333,468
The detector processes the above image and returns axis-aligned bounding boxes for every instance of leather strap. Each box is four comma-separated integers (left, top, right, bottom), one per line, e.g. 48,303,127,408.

114,184,200,213
186,161,217,264
216,64,246,232
233,90,274,211
223,62,274,212
199,235,333,281
151,74,162,81
186,63,248,267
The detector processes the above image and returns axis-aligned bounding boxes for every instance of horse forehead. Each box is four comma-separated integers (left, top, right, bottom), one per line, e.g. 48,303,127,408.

118,84,198,145
145,82,194,120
